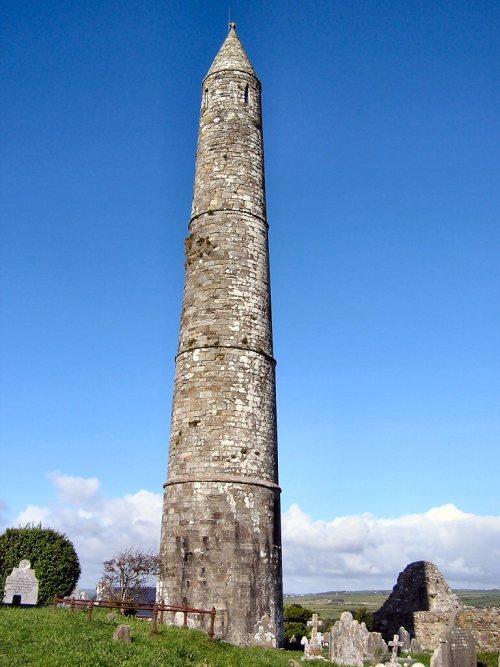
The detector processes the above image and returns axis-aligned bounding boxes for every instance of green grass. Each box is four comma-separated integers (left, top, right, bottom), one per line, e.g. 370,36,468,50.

0,607,303,667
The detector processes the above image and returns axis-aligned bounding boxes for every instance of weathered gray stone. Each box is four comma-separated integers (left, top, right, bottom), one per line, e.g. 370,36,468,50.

388,634,404,663
398,626,411,651
304,613,323,659
441,627,476,667
2,560,39,606
373,561,463,640
330,611,368,667
252,613,277,648
112,625,131,642
431,642,446,667
367,631,388,661
157,23,282,647
410,638,423,653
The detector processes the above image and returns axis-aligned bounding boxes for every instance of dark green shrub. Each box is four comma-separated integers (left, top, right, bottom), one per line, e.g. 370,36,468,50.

351,606,374,630
0,525,81,605
284,603,313,625
283,604,313,648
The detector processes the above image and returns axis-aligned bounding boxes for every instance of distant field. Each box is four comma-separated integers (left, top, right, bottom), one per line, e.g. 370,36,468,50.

283,589,500,621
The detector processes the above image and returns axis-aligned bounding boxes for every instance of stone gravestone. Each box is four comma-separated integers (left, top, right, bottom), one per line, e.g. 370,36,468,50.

411,638,423,654
112,624,131,642
388,633,404,664
366,630,388,662
441,627,476,667
398,626,411,652
252,613,277,648
330,611,369,667
431,640,446,667
304,613,323,659
3,560,39,606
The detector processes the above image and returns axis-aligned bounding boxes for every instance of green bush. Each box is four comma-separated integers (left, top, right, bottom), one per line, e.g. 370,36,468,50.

284,603,313,648
0,525,81,605
351,606,374,630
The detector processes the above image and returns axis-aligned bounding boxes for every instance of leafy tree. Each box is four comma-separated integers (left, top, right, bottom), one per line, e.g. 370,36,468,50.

98,548,161,604
284,603,313,625
283,604,314,647
352,606,374,630
0,525,81,605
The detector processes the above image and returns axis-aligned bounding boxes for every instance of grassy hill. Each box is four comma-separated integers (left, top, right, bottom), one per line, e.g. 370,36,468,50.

0,606,302,667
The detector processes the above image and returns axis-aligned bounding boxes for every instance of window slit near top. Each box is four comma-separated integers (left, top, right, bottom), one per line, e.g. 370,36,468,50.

244,85,249,104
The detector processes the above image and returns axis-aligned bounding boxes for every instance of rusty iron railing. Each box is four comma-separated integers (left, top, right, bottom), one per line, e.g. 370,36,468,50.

52,597,216,638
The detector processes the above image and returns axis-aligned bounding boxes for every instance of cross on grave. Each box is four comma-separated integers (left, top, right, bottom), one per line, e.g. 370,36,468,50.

305,613,324,658
389,634,404,660
307,613,323,641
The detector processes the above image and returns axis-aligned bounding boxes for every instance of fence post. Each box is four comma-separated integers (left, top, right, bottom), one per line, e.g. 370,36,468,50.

70,598,76,612
151,603,158,635
159,599,164,624
209,607,216,640
183,605,188,628
87,599,94,622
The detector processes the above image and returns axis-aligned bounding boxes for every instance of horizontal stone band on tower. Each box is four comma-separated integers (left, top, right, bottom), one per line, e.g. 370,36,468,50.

189,208,269,229
163,474,281,491
176,345,277,367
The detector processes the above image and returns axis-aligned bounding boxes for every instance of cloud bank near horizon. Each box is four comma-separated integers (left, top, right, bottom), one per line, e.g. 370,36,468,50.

2,472,499,591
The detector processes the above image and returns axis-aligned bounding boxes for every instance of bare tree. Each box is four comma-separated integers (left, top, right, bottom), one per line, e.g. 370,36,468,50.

98,548,161,603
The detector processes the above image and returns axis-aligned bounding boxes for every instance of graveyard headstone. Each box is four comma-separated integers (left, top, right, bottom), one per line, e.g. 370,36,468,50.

2,560,39,606
252,613,277,648
411,638,423,654
304,613,324,658
442,627,476,667
399,627,411,652
112,625,131,642
330,611,368,667
389,633,404,662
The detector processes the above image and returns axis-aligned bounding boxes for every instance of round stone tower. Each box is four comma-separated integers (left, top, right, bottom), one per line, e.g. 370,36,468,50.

158,24,283,646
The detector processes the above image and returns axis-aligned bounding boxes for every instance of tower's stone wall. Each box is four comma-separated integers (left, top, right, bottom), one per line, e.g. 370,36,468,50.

158,25,283,646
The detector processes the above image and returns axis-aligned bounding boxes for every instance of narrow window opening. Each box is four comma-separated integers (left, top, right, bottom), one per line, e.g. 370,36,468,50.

203,88,209,108
244,84,249,104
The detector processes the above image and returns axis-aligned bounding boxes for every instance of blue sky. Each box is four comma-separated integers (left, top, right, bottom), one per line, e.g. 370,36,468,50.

1,0,499,591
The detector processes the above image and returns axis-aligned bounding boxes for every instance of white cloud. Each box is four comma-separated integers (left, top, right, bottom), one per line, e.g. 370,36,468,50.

10,475,162,588
5,476,500,594
47,471,100,505
282,503,500,592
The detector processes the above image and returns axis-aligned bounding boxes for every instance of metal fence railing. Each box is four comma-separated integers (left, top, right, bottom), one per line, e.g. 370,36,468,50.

52,597,217,638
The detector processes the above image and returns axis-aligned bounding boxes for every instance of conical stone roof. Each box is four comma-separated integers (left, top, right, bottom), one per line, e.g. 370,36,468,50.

205,23,257,81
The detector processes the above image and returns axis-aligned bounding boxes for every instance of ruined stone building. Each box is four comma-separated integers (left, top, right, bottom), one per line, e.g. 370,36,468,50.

157,24,283,646
373,561,463,640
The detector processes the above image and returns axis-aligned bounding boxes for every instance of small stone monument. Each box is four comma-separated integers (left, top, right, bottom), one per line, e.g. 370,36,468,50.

112,624,131,642
441,627,476,667
304,613,324,659
252,613,277,648
2,560,39,606
411,638,423,653
330,611,368,667
367,631,388,662
388,633,404,663
398,626,411,652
